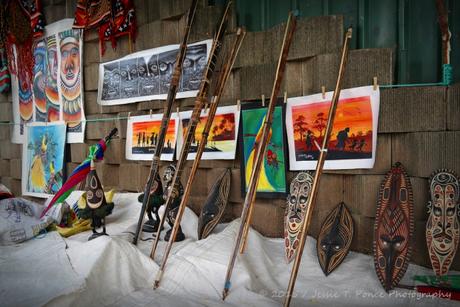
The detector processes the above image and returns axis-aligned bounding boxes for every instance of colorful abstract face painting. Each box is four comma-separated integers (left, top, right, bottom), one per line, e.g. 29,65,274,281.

240,103,287,197
45,35,60,122
284,172,313,262
426,170,460,276
317,202,354,275
22,122,66,198
59,29,82,133
374,162,414,292
33,39,47,122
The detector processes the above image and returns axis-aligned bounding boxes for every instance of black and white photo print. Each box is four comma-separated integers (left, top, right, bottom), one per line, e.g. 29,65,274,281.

101,62,121,100
139,55,160,96
180,43,207,92
120,58,139,99
97,39,212,105
158,49,178,95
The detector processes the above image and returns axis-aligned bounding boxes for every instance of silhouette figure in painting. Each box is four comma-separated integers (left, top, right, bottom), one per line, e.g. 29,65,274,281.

305,130,313,151
335,127,350,151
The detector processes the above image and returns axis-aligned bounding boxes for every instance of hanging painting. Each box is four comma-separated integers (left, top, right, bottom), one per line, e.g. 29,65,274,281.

97,39,212,105
8,0,45,144
12,19,85,143
22,122,66,198
239,101,287,197
58,21,85,143
125,113,179,161
286,85,380,170
177,105,240,160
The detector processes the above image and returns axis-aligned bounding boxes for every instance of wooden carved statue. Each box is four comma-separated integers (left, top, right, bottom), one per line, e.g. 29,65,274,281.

138,172,164,232
84,159,114,240
163,164,185,242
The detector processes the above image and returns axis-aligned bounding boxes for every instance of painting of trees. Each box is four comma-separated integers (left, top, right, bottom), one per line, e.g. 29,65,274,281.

293,115,308,141
313,112,327,137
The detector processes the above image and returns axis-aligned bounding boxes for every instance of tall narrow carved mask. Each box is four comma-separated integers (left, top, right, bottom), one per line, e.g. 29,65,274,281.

374,162,414,292
317,202,354,276
284,172,313,263
426,170,460,276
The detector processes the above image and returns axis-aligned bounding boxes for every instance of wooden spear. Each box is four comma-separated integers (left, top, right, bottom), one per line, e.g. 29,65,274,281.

149,0,233,260
153,27,246,289
132,0,199,245
221,12,297,300
283,27,352,307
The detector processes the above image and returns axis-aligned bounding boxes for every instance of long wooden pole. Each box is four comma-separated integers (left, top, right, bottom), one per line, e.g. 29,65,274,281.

149,0,233,260
132,0,199,245
153,28,246,289
221,12,297,301
283,27,352,307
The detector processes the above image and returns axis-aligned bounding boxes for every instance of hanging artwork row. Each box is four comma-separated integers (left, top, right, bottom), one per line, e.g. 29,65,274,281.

286,85,380,170
97,39,212,105
12,19,86,144
22,122,66,198
125,113,179,161
177,105,240,160
239,101,288,198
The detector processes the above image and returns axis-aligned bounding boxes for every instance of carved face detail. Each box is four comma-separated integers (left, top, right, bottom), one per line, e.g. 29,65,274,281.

426,170,459,276
374,163,414,292
163,164,176,185
284,172,313,263
86,161,106,210
317,202,354,276
197,169,231,240
180,44,207,92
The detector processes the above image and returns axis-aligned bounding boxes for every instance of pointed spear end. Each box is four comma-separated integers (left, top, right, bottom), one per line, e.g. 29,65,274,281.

222,288,229,301
153,280,160,290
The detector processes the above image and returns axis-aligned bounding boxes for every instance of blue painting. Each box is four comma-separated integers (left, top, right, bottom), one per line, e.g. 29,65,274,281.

22,122,66,197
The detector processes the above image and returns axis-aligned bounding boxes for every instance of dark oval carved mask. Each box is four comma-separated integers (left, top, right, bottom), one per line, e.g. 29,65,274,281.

317,202,354,276
373,162,414,292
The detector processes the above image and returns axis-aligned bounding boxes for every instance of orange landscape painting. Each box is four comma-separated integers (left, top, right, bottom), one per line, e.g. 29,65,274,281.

291,96,373,161
132,119,176,154
181,113,236,153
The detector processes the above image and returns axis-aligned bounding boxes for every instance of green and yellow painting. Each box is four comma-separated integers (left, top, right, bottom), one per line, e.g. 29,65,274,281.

241,104,287,196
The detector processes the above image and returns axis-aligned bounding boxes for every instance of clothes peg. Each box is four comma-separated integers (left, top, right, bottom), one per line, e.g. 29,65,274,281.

261,94,265,107
373,77,378,90
321,86,326,99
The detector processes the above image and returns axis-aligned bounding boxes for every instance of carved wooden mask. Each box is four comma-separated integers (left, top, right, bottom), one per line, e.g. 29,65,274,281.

197,169,231,240
426,170,460,276
374,162,414,292
284,172,313,263
317,202,354,276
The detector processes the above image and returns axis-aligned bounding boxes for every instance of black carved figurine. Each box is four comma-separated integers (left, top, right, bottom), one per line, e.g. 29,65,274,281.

163,164,185,242
137,172,165,232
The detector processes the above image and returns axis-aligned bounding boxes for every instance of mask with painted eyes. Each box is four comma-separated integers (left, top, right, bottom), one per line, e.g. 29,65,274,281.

86,160,106,210
374,162,414,292
284,172,313,263
426,170,459,276
317,202,354,276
